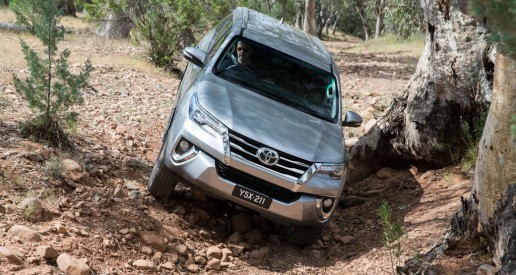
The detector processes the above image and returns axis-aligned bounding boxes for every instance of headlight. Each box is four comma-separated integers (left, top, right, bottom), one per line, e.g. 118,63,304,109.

189,95,230,164
189,95,228,135
318,163,345,180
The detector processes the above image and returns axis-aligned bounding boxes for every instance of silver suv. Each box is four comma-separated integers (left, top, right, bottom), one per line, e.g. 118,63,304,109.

148,7,362,246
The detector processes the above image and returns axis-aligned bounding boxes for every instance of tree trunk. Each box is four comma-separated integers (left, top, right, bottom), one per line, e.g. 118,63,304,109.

472,51,516,271
295,3,304,30
347,0,493,183
355,3,370,40
96,12,133,39
303,0,316,36
331,14,339,36
59,0,76,17
374,0,385,39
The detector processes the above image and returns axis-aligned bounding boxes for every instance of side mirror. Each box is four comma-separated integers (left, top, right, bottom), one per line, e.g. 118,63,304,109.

342,111,363,127
183,47,207,68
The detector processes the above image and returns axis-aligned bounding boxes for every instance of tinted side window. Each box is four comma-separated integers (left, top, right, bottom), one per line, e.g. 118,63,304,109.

207,16,232,61
198,29,215,52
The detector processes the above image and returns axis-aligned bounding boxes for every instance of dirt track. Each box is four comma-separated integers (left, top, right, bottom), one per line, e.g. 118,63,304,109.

0,23,486,274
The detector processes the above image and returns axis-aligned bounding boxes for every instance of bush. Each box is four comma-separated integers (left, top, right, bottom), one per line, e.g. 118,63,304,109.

12,0,93,147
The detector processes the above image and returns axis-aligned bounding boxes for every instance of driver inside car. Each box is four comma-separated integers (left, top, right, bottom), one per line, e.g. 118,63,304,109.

236,40,253,66
219,39,266,80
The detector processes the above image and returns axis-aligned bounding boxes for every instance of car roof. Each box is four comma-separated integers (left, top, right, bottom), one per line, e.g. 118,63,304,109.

232,7,333,72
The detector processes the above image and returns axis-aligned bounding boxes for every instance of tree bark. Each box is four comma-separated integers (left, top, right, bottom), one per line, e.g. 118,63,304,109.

303,0,316,36
348,0,493,183
355,2,370,40
374,0,385,39
95,12,133,39
59,0,76,17
331,14,339,36
472,51,516,270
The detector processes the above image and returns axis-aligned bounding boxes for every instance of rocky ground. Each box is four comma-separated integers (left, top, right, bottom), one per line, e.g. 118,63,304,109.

0,15,492,275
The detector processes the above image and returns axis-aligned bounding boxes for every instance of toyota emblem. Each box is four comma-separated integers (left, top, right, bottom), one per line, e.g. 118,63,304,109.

256,147,279,166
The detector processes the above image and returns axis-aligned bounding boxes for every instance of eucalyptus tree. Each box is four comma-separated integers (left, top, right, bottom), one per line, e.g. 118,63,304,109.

469,0,516,272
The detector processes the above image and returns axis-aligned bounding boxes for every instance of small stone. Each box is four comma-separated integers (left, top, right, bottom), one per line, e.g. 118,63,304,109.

55,223,67,234
228,244,245,257
336,235,354,244
20,198,45,221
113,185,126,198
0,246,24,265
176,244,188,255
477,264,499,275
206,258,221,271
27,256,39,264
8,225,42,242
310,250,322,259
124,179,140,190
243,229,263,244
132,259,154,270
173,205,186,215
249,247,269,259
140,231,167,252
37,245,59,259
141,246,152,255
62,159,82,172
230,213,253,233
206,246,222,259
187,264,200,272
221,248,233,262
227,232,242,244
195,256,207,265
128,190,144,199
57,253,90,275
160,261,174,270
376,168,394,179
199,229,212,239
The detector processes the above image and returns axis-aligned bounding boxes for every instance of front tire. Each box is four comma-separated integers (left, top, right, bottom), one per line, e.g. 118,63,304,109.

148,145,179,201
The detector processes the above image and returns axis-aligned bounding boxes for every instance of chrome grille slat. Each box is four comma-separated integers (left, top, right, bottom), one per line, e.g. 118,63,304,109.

228,129,312,179
280,157,311,168
229,134,259,150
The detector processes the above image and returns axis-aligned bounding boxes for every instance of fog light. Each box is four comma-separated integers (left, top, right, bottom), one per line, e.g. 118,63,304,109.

172,137,198,163
322,198,334,213
178,140,191,153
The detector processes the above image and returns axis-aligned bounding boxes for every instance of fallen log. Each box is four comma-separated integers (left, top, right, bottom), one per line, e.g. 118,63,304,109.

0,23,29,33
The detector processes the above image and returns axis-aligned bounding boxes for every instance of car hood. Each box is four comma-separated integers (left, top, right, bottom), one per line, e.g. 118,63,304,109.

196,75,344,163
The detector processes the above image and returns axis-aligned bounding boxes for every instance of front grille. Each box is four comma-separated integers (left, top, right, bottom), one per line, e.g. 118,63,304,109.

228,130,312,180
216,161,302,203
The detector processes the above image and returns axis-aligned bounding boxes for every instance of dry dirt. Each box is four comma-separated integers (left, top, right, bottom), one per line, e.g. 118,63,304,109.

0,21,490,275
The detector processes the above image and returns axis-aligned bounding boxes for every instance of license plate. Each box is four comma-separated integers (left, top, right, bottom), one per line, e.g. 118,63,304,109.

232,185,272,209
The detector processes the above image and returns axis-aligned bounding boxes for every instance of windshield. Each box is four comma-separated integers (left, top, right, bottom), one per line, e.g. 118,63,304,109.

213,37,339,122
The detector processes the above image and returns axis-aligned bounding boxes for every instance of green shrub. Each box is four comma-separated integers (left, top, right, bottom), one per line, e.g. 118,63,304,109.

12,0,93,147
378,200,406,273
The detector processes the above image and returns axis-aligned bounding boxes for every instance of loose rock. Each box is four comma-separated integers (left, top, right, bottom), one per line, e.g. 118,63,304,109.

140,231,167,252
133,259,154,270
57,253,90,275
8,224,42,242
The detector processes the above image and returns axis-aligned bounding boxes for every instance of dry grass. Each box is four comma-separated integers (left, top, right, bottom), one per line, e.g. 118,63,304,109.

0,8,169,79
348,34,424,56
0,7,16,24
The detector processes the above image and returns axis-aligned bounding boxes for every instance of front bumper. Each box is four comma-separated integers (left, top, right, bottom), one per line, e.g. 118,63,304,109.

164,145,328,227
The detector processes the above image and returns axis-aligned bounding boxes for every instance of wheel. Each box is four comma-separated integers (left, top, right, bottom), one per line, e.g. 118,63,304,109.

224,64,256,78
283,224,327,247
148,144,179,202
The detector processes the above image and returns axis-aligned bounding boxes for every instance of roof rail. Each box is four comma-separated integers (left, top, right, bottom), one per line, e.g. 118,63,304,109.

241,7,248,29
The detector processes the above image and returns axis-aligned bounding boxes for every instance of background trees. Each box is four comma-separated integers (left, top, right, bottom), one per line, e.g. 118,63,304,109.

468,0,516,271
77,0,426,71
